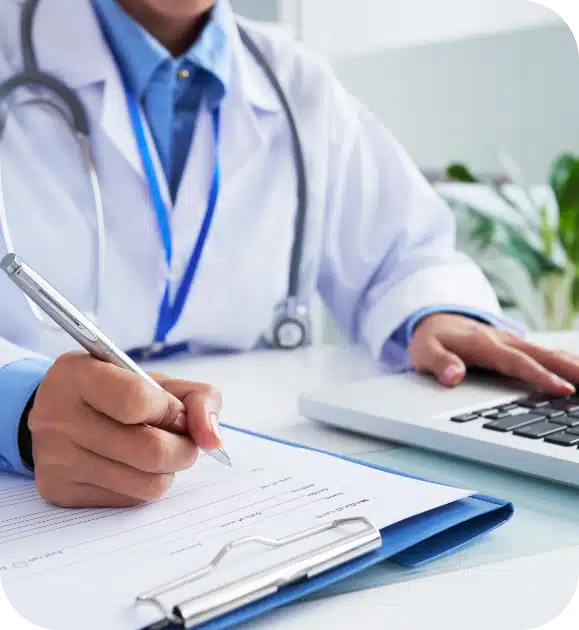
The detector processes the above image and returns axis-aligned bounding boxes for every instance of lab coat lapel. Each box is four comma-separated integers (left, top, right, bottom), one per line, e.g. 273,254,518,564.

172,16,282,267
221,16,283,182
32,0,146,179
174,15,282,206
32,0,286,218
98,73,146,179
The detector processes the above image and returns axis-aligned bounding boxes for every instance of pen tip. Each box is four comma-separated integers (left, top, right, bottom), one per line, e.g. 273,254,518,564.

211,447,232,467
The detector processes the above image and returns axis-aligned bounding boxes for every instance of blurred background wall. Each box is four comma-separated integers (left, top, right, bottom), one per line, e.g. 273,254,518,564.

230,0,579,341
333,23,578,184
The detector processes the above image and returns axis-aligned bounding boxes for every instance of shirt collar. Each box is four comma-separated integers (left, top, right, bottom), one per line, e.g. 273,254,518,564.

23,0,280,114
91,0,231,100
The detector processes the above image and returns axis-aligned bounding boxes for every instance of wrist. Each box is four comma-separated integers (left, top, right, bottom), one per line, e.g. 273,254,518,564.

18,388,37,471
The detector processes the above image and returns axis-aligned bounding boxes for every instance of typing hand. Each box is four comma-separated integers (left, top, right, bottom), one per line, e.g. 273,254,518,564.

28,351,222,508
408,313,579,395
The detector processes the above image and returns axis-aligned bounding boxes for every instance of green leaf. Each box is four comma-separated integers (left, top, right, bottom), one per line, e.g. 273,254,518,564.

539,206,555,257
572,274,579,312
496,151,541,219
445,159,539,229
558,205,579,258
444,192,564,285
550,153,579,208
485,180,519,212
471,213,495,250
549,153,579,263
445,163,481,183
498,297,518,309
503,229,562,285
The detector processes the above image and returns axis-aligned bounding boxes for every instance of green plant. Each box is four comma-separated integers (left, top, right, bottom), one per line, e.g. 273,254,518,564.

441,152,579,330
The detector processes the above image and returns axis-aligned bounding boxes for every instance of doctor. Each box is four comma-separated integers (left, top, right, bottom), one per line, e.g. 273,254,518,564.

0,0,578,508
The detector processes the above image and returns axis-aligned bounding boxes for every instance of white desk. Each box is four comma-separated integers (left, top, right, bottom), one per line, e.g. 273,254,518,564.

145,333,579,630
144,344,391,457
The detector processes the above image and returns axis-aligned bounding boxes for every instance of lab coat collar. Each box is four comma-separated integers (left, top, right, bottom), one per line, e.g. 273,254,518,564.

27,0,281,183
225,13,282,113
32,0,113,90
31,0,281,113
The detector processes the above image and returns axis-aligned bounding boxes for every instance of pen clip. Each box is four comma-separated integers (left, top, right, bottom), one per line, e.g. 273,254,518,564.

36,287,98,343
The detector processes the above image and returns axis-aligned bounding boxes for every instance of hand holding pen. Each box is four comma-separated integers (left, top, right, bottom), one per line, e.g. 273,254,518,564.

1,254,231,509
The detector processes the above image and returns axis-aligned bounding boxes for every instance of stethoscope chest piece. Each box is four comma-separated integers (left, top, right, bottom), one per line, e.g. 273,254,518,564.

269,298,311,350
1,0,312,349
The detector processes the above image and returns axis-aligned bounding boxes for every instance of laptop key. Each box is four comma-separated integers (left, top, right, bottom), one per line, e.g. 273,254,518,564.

550,399,579,413
544,431,579,446
548,414,579,427
499,403,519,411
518,394,555,409
513,421,566,439
520,400,552,409
484,411,514,420
480,408,500,417
539,408,566,419
567,426,579,435
450,413,479,423
483,412,546,433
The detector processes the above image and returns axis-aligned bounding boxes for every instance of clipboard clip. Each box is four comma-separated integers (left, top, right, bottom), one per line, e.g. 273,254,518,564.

136,516,381,629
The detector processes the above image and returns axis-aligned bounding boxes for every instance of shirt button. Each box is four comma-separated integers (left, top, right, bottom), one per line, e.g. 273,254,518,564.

0,455,13,471
178,68,190,80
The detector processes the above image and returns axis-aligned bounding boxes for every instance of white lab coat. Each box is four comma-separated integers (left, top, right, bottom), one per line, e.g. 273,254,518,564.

0,0,503,372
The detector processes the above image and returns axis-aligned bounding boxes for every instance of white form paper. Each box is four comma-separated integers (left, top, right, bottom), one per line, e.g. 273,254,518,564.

0,428,472,630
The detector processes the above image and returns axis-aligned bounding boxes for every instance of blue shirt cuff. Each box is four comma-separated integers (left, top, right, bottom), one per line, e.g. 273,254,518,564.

0,358,52,476
390,305,522,349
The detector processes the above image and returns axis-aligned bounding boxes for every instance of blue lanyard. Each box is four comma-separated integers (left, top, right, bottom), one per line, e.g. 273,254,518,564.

125,90,221,345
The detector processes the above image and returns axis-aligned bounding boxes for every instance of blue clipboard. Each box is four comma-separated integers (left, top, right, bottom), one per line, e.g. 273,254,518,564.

141,425,514,630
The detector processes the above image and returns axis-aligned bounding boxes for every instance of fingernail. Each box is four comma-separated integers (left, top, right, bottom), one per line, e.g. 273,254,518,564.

554,376,575,393
442,364,464,383
208,411,221,441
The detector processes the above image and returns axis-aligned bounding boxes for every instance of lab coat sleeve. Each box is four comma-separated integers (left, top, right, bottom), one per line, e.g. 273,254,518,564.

0,339,52,476
316,75,520,371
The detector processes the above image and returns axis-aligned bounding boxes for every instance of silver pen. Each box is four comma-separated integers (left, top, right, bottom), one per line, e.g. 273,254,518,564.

0,253,231,467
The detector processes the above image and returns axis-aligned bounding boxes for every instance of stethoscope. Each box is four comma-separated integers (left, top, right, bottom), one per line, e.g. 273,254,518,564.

0,0,311,353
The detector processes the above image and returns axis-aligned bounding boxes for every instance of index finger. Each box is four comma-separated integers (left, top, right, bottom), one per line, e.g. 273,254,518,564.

454,333,574,396
509,338,579,387
74,358,186,430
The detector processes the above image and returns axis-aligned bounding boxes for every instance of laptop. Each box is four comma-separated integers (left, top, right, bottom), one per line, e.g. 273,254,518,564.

298,370,579,487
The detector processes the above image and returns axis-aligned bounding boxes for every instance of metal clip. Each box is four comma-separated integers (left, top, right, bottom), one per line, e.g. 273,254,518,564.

136,517,381,628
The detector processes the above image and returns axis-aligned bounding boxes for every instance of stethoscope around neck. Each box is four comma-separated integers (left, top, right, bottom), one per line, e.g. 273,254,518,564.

0,0,312,352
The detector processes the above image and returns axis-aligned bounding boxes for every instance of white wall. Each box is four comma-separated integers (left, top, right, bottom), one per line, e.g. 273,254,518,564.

298,0,563,56
231,1,578,183
229,0,279,22
330,22,579,184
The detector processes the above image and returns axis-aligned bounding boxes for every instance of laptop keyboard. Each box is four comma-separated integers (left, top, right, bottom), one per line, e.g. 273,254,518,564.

451,393,579,447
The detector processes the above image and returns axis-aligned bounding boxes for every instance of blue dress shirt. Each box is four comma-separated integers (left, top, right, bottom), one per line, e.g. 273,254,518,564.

0,0,495,476
0,0,232,476
92,0,231,199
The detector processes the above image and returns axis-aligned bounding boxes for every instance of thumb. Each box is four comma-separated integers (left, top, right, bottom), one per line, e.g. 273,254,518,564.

144,372,188,434
413,338,466,387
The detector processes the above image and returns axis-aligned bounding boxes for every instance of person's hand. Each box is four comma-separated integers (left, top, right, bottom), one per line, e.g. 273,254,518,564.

28,351,222,508
408,313,579,395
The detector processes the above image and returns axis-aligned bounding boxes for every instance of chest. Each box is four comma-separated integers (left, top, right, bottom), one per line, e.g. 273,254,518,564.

0,81,330,356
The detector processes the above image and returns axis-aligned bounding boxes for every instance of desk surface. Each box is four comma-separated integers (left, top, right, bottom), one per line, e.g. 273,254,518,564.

146,332,579,630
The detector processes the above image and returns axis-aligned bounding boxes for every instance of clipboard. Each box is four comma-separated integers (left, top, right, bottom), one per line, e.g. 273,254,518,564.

137,426,514,630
